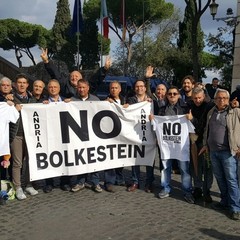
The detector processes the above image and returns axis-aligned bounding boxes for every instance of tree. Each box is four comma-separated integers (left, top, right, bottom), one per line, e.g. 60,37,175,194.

52,0,72,50
51,0,76,69
182,0,212,82
80,1,110,70
207,25,234,91
176,0,204,83
84,0,174,75
0,19,49,67
80,17,100,70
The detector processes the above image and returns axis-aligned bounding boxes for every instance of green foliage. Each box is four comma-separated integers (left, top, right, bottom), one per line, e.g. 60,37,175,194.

206,26,234,90
85,0,174,73
109,0,174,27
112,9,180,81
52,0,72,49
201,52,223,69
0,18,50,67
80,17,100,70
79,1,110,70
50,0,77,70
176,0,205,83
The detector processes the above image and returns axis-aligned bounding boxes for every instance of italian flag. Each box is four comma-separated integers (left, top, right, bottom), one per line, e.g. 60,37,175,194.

101,0,109,39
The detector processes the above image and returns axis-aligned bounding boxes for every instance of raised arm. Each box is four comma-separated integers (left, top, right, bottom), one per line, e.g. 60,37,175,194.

40,48,62,82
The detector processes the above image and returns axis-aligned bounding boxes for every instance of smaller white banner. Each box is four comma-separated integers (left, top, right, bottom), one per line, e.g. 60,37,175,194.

152,115,195,161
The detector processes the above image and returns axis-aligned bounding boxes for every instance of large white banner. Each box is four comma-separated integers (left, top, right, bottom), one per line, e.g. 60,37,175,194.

21,101,156,181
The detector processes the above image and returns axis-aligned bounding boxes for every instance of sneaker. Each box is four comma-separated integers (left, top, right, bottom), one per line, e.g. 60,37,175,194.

211,202,227,211
16,187,27,200
25,187,38,196
158,190,170,199
71,183,85,192
93,184,102,193
230,212,240,220
184,193,195,204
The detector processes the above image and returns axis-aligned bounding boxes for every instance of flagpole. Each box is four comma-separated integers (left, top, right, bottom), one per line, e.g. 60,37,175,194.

122,0,125,76
77,0,80,70
142,0,145,77
100,0,103,69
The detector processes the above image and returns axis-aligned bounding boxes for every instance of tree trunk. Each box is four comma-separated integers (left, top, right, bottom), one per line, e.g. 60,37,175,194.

191,18,199,82
15,48,22,68
25,47,36,66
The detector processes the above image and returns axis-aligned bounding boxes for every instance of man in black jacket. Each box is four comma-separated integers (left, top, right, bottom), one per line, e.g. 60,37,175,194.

40,48,111,97
188,87,214,202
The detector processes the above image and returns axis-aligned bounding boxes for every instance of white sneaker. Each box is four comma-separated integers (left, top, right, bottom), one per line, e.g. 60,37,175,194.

16,187,27,200
25,187,38,196
93,184,102,193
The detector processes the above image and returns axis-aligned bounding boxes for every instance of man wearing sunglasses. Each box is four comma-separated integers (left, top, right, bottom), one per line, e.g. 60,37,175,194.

155,86,195,204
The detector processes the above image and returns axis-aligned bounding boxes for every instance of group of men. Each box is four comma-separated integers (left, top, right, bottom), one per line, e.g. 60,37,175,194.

0,52,240,221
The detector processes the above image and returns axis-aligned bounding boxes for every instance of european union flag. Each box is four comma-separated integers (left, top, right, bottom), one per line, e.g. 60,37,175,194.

71,0,84,34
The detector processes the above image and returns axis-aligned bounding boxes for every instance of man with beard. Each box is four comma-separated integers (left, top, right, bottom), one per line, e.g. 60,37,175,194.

180,75,195,104
126,79,154,192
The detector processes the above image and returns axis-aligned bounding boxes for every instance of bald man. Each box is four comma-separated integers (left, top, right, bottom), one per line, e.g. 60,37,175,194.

41,48,82,98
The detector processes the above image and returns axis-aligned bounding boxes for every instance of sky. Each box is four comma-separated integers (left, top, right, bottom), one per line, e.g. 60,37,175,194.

0,0,237,82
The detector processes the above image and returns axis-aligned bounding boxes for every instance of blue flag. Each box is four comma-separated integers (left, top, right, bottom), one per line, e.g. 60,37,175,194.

71,0,84,34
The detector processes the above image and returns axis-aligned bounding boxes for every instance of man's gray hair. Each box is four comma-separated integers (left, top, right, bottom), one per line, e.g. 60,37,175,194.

192,86,205,95
0,76,12,86
214,88,230,99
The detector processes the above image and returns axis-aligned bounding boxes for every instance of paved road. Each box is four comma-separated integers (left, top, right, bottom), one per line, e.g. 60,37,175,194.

1,159,240,240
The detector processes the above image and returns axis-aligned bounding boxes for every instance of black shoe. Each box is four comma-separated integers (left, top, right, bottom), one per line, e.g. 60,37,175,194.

0,198,7,205
115,182,126,187
60,184,71,191
43,185,53,193
145,184,154,193
211,202,227,211
230,212,240,220
184,194,195,204
193,187,203,199
203,194,213,203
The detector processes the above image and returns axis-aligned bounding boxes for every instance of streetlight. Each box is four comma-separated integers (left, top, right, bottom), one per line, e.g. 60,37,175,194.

209,0,240,92
209,0,219,20
210,4,239,26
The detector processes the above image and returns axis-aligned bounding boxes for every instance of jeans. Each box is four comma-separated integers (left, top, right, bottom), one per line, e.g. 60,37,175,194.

76,172,100,186
104,169,116,186
190,143,213,196
131,165,154,186
161,159,192,195
210,150,240,212
115,167,125,185
105,167,125,186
